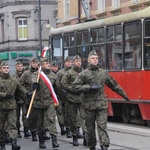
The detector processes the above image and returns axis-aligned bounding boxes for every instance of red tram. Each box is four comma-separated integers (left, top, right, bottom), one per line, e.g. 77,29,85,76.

49,6,150,126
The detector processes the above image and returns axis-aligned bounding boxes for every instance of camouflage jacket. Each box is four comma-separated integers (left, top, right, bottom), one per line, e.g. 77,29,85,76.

19,68,37,104
61,66,83,103
13,71,24,104
32,69,61,109
72,64,127,110
0,73,26,110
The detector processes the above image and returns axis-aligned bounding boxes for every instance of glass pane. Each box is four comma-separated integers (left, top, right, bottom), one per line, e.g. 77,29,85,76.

124,21,142,69
18,20,22,25
145,20,150,37
106,27,113,42
64,34,69,47
90,44,106,69
83,31,89,45
23,19,27,25
99,28,104,43
53,35,63,68
114,25,121,41
68,47,76,57
144,38,150,68
90,30,98,44
18,27,22,38
70,33,75,46
24,27,28,38
77,32,82,45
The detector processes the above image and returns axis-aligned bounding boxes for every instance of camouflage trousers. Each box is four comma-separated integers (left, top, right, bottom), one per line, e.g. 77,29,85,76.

67,101,87,136
33,103,58,137
0,109,18,142
84,109,110,148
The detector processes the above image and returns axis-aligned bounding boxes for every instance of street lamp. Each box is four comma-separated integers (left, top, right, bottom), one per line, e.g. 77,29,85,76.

38,0,51,56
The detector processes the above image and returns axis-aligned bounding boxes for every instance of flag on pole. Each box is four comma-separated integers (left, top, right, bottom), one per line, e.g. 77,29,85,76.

40,70,59,106
41,47,49,57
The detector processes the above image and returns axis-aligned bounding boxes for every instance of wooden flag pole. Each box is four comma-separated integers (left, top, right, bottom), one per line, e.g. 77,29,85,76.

26,69,41,118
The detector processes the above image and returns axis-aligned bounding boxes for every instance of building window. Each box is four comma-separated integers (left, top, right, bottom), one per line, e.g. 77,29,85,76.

18,18,28,40
112,0,120,9
64,0,70,19
98,0,105,12
131,0,139,4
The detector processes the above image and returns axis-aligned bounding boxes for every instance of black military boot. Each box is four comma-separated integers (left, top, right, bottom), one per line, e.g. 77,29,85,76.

90,147,96,150
11,139,21,150
83,132,87,146
0,141,6,150
39,137,46,149
31,131,37,141
101,145,108,150
72,135,79,146
51,134,59,148
59,124,66,135
66,128,72,138
18,129,22,138
43,131,50,141
5,132,11,144
24,127,31,138
77,127,83,138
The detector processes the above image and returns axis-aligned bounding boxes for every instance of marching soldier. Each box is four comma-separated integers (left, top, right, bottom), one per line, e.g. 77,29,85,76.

0,61,26,150
51,61,66,135
61,55,87,146
72,50,130,150
13,61,31,138
31,57,60,149
19,58,38,141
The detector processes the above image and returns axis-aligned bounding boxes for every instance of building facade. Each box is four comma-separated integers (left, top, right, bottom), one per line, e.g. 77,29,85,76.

56,0,150,27
0,0,57,74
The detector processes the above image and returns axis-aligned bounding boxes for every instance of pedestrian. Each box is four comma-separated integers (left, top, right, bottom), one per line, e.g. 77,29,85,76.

13,61,31,138
0,61,26,150
61,55,87,146
31,57,60,149
19,58,38,141
72,50,130,150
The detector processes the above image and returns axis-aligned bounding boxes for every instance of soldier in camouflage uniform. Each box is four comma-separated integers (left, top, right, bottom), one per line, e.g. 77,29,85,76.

0,61,26,150
51,61,66,135
57,57,72,138
13,61,31,138
19,58,38,141
72,50,130,150
31,57,60,149
61,55,87,146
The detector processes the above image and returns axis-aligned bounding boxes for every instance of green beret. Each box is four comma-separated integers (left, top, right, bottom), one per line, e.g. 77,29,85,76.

16,61,22,65
0,61,9,67
64,56,70,62
30,58,38,63
88,50,97,57
51,61,58,66
40,57,48,62
73,55,81,61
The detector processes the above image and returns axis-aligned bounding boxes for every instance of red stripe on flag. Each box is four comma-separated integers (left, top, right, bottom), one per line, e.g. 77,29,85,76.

40,71,59,106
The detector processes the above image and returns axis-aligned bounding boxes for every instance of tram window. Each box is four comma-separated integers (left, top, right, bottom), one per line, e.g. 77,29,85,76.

83,31,89,45
64,34,69,47
99,28,104,43
70,33,75,46
77,32,82,46
90,30,98,44
114,25,121,41
124,21,142,69
106,27,113,42
106,43,122,70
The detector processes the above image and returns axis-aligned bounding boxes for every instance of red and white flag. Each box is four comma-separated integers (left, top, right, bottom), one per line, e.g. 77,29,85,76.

40,70,59,106
41,47,49,57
